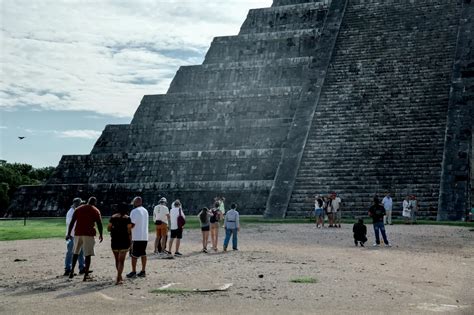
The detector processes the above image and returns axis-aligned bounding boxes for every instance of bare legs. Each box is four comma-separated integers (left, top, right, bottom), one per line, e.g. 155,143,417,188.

131,256,147,273
210,224,219,251
202,231,209,251
113,251,127,284
168,238,180,253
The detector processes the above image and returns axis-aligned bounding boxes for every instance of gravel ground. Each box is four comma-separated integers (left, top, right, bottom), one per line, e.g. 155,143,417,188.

0,224,473,314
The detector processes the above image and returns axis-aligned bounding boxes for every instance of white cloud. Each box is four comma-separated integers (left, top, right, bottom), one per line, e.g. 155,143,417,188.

0,126,7,129
56,130,102,139
16,127,101,139
0,0,273,118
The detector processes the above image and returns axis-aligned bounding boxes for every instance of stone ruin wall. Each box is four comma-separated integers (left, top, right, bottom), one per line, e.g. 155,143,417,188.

8,0,472,219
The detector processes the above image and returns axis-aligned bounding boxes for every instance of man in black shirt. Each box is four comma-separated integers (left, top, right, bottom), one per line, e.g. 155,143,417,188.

368,197,391,247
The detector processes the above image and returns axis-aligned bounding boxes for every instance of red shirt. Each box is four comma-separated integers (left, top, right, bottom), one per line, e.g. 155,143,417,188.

72,205,101,236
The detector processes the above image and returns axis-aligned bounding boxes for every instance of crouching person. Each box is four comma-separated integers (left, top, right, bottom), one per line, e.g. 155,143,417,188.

353,218,367,247
223,203,240,251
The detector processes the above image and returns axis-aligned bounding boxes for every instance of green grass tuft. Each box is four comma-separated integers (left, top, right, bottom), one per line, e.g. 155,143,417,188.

290,277,318,284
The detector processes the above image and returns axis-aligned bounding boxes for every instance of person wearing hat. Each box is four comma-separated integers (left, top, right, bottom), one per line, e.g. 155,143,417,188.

64,197,85,276
153,197,170,255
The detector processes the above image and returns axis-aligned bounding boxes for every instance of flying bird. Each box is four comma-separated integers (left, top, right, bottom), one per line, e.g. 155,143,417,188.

18,137,25,140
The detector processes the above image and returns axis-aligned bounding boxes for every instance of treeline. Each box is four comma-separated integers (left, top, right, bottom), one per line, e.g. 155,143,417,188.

0,161,55,212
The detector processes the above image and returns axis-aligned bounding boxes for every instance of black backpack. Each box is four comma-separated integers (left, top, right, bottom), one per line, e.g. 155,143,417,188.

210,209,219,223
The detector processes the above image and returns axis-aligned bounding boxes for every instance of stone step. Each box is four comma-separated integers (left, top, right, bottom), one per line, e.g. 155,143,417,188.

12,182,272,216
240,2,328,34
272,0,330,7
168,57,312,93
52,150,282,184
204,29,321,64
91,123,291,154
132,90,299,125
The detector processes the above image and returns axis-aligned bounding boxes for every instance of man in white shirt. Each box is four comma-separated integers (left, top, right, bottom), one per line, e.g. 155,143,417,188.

382,192,393,225
331,193,342,228
153,197,170,255
127,197,149,278
64,197,85,276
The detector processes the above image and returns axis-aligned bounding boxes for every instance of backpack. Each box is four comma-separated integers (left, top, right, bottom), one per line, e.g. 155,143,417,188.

177,208,186,229
210,209,219,223
317,198,323,208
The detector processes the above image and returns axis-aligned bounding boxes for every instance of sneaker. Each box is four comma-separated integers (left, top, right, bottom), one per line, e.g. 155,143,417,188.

174,252,182,257
223,247,227,252
360,242,365,247
137,271,146,277
385,244,392,247
163,250,171,255
233,248,238,251
126,271,137,278
69,271,75,279
372,243,380,247
202,248,208,253
64,270,71,276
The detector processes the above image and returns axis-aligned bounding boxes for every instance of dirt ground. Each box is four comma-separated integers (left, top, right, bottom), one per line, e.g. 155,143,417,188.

0,223,473,314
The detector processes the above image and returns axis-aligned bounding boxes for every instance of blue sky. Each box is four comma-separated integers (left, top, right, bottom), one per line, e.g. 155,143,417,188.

0,0,272,167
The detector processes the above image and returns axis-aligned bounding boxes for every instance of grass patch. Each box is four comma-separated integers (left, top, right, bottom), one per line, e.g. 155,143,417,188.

0,216,472,241
150,288,194,294
290,277,318,284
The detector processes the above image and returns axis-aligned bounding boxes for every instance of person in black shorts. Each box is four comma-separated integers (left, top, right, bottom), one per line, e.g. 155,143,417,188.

198,207,211,253
107,203,132,285
168,200,186,256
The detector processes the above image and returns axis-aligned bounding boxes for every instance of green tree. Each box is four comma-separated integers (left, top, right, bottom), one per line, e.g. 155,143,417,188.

0,162,54,212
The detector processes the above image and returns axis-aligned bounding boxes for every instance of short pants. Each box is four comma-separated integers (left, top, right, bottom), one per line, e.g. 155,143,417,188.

131,241,148,258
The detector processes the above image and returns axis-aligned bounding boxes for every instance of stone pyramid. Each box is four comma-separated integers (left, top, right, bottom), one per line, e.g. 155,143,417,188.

9,0,472,220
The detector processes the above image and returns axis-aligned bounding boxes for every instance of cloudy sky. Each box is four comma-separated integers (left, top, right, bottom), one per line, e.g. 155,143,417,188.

0,0,272,167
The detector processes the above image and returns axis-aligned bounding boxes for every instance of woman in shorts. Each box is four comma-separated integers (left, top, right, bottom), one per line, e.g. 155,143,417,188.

210,202,222,252
314,195,324,228
197,207,211,253
108,203,132,285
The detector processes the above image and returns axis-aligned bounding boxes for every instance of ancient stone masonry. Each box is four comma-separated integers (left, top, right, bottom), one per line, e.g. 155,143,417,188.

9,0,472,220
438,0,473,221
285,0,466,218
9,0,333,215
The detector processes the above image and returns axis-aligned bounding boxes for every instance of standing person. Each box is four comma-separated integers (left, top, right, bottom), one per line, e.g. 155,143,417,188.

314,195,324,228
153,197,170,255
168,200,186,256
326,196,334,227
197,207,211,253
64,197,85,276
66,196,103,281
402,195,411,224
352,218,368,247
332,192,342,228
107,203,132,285
126,197,149,278
368,197,391,247
382,192,393,225
218,196,226,214
209,201,222,251
223,203,240,251
409,195,418,224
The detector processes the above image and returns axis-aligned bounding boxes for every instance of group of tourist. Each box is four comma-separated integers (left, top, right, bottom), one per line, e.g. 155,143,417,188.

313,192,342,228
315,192,419,228
64,195,240,285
